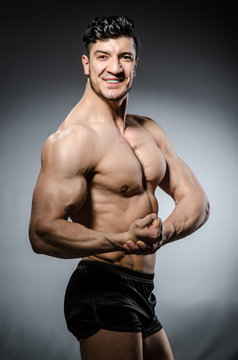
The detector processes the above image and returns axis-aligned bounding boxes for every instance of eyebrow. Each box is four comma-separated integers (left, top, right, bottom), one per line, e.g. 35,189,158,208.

94,50,134,57
94,50,110,55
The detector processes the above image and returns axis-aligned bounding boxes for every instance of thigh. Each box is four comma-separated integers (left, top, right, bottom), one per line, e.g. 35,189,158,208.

80,329,143,360
143,329,174,360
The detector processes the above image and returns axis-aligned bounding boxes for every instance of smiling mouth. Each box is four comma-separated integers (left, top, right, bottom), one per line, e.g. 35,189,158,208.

106,80,120,83
104,78,124,83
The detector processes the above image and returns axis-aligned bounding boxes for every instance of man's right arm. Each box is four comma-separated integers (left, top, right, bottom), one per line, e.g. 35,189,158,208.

29,127,128,259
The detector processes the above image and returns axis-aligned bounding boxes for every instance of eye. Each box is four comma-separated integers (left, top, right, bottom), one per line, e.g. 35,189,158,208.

121,55,133,61
97,55,107,60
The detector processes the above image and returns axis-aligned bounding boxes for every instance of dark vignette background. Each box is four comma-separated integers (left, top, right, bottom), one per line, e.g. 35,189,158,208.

1,2,237,359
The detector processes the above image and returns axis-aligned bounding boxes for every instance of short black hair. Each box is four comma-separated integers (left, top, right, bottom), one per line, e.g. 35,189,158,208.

83,15,139,58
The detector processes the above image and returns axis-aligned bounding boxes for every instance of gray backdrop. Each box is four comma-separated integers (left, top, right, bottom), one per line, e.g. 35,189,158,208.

1,3,237,360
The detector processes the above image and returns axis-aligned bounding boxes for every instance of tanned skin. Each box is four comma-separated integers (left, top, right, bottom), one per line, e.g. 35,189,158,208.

29,37,209,360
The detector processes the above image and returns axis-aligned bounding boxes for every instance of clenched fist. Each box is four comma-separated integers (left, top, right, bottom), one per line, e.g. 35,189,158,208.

123,213,163,255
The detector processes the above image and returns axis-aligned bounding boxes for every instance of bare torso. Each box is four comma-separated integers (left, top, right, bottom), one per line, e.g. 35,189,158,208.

59,108,167,273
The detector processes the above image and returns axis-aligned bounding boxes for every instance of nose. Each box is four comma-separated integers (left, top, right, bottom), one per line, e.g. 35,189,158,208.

107,57,123,74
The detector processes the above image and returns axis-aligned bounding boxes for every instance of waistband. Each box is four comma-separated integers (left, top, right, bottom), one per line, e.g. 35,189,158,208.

78,260,155,280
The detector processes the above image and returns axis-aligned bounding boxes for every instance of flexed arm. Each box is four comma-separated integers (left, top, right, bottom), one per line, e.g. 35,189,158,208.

148,119,210,246
29,127,128,259
123,119,210,254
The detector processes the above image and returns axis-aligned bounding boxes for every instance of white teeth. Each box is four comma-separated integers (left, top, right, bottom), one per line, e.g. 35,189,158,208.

106,80,120,83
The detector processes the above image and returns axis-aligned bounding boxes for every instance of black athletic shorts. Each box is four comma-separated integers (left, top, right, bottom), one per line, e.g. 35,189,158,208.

64,260,162,340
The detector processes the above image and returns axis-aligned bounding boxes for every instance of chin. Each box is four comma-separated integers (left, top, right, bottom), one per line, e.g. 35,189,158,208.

101,88,131,102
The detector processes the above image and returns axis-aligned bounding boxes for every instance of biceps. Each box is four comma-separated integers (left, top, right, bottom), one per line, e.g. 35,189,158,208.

159,157,203,202
31,174,88,221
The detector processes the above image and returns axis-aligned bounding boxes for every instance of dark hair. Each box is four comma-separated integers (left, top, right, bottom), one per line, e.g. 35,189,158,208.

83,15,139,58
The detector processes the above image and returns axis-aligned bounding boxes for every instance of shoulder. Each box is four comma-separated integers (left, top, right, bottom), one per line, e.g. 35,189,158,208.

41,124,97,175
43,123,96,152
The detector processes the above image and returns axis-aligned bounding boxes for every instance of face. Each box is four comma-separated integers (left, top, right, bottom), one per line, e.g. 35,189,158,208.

82,37,138,102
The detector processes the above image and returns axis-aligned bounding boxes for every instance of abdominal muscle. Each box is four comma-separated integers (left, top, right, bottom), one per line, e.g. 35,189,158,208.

81,188,158,274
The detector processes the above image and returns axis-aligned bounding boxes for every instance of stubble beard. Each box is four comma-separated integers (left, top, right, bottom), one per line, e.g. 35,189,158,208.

89,75,133,102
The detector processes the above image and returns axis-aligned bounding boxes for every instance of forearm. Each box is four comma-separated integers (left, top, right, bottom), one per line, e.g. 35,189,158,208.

161,190,210,245
29,218,127,259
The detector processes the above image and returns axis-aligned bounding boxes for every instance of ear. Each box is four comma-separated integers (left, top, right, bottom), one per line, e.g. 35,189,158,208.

82,55,90,75
133,57,139,77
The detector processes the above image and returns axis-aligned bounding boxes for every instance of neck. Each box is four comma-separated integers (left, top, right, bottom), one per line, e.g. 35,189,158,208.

81,79,128,125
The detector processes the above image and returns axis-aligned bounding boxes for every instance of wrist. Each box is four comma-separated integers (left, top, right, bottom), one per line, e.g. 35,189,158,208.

161,221,171,246
104,231,131,250
161,221,175,246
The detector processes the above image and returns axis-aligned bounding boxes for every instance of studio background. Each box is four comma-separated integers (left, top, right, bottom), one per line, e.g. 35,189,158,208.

1,3,237,359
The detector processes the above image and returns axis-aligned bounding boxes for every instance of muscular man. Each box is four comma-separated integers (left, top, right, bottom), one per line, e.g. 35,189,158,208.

29,16,209,360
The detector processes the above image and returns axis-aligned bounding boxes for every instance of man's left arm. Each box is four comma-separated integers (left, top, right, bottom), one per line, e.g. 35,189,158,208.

148,119,210,246
160,156,210,245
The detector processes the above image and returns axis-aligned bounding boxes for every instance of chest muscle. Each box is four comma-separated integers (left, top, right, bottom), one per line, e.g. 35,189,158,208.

93,126,166,196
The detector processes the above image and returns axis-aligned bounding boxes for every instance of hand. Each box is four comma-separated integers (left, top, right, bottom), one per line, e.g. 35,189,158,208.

122,213,163,255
